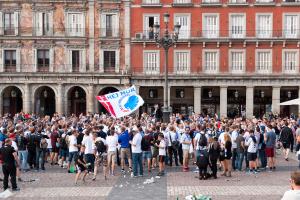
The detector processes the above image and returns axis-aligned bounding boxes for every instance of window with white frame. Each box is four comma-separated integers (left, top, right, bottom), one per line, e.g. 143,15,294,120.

174,50,190,74
67,13,85,36
283,50,299,73
99,49,119,73
34,12,53,36
230,50,245,73
203,14,219,38
100,13,119,37
256,50,272,73
284,14,299,38
230,14,245,38
203,50,219,73
173,0,191,3
256,0,273,3
143,14,159,39
0,12,19,36
144,51,160,74
67,49,86,72
174,14,190,39
143,0,160,4
256,14,272,38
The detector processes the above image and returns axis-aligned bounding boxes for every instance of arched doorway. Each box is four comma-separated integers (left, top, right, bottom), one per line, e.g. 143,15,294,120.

68,86,86,116
2,86,23,116
98,87,119,114
35,86,56,116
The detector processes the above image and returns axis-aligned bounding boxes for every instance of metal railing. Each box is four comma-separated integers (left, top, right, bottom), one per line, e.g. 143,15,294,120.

142,0,160,4
173,0,192,3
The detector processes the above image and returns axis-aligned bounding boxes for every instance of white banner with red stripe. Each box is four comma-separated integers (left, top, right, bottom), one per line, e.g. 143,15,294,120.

96,86,144,118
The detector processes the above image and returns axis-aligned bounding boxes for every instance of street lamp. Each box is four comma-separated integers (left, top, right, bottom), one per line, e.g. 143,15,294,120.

287,91,291,99
43,90,48,98
260,90,265,98
154,13,181,123
234,90,239,98
208,90,213,98
11,90,16,98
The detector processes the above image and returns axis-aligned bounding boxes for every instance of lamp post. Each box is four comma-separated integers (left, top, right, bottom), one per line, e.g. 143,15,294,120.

154,13,181,123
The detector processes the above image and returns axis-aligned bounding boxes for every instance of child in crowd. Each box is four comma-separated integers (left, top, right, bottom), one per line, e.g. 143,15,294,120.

75,148,88,185
156,133,166,177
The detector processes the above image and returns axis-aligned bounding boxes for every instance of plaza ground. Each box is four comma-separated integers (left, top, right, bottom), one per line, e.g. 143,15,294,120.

2,151,298,200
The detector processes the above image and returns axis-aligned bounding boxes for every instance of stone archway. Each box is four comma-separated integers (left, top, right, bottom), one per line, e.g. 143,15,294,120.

34,86,56,116
2,86,23,116
68,86,86,116
98,87,119,114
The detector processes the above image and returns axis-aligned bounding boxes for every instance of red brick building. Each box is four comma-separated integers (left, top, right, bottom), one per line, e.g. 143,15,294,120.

130,0,300,118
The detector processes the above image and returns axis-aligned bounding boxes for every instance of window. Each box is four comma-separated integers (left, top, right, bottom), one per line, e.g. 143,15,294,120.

230,50,245,73
72,50,80,72
230,14,245,38
284,14,299,38
283,50,299,73
174,14,190,39
203,50,219,73
174,50,190,74
4,50,16,72
4,13,15,35
202,0,220,3
256,0,273,2
229,0,247,3
144,51,160,74
67,13,84,36
144,15,159,39
104,51,116,72
256,50,272,73
143,0,160,3
35,12,52,36
100,13,119,37
37,50,49,71
203,14,219,38
256,14,272,38
174,0,191,3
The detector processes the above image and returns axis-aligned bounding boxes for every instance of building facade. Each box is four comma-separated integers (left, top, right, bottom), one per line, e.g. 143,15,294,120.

0,0,131,116
131,0,300,118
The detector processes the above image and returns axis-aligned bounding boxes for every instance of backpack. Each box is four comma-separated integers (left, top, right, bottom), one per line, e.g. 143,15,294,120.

141,135,151,151
196,151,209,168
95,140,106,154
198,133,208,147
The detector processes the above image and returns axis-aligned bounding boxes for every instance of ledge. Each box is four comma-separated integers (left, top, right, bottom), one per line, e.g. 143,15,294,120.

141,3,163,7
227,2,249,6
172,3,194,7
200,2,222,6
253,2,276,6
281,2,300,6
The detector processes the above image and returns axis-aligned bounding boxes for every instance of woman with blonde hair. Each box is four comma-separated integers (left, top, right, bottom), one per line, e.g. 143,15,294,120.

221,133,232,177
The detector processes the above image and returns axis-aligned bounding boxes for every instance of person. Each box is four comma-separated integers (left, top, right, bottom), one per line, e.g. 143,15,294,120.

246,130,258,174
0,139,20,191
235,129,245,171
156,133,166,177
16,128,28,172
50,126,59,165
141,129,153,173
280,121,293,161
118,127,132,173
92,132,108,180
231,125,239,171
106,128,118,176
68,130,79,173
180,127,192,172
59,132,69,168
281,171,300,200
223,133,232,177
166,126,179,167
208,136,220,179
27,127,36,169
265,124,276,171
75,147,88,185
130,130,143,177
81,128,95,173
35,126,48,171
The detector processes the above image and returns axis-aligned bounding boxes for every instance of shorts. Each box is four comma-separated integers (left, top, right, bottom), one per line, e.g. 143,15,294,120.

282,142,290,149
183,149,189,159
60,149,68,158
121,148,131,160
247,152,257,161
152,147,159,158
68,151,79,163
108,151,116,163
265,147,274,157
47,148,52,153
95,153,108,167
76,164,86,172
52,146,59,153
143,151,152,160
159,155,165,163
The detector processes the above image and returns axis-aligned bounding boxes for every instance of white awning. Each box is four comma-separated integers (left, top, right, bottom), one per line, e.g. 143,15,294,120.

280,98,300,106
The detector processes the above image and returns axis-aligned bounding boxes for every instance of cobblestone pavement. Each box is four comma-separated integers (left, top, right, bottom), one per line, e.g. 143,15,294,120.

0,151,298,200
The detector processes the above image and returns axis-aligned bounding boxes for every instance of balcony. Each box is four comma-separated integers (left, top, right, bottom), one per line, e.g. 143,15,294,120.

100,28,120,38
282,0,300,5
141,0,162,7
228,0,248,6
104,67,117,73
4,65,16,72
201,0,222,6
254,0,275,6
172,0,193,6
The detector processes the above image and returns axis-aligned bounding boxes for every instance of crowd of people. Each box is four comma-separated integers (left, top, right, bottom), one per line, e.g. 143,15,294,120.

0,111,299,192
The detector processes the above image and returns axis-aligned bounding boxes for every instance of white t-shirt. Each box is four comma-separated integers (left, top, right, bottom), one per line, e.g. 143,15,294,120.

180,133,191,150
246,136,257,153
231,130,239,149
12,141,18,151
132,133,142,153
159,139,166,156
81,134,94,154
281,190,300,200
106,135,118,152
69,135,78,152
194,132,208,150
46,138,52,149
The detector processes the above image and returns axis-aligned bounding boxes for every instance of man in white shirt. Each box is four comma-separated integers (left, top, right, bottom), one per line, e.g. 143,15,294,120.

165,126,179,166
282,171,300,200
106,129,118,176
81,129,95,172
130,130,143,177
231,125,239,171
67,130,79,173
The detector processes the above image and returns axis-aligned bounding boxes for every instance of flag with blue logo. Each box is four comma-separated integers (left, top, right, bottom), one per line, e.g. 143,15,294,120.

96,85,144,118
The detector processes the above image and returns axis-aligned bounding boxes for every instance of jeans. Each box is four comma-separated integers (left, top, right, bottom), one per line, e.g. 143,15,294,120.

236,152,244,171
259,149,267,168
168,146,179,166
68,151,78,163
36,149,46,170
232,148,237,170
18,150,28,170
132,153,143,176
84,154,95,172
178,144,183,165
244,150,249,169
27,148,36,168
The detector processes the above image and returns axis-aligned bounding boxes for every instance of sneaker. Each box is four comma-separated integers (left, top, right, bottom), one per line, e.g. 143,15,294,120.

12,188,20,191
121,169,125,174
253,170,258,174
138,174,143,177
18,178,23,182
129,167,133,172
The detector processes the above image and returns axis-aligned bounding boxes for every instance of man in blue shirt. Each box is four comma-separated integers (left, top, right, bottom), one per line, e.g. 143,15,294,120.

118,127,132,173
